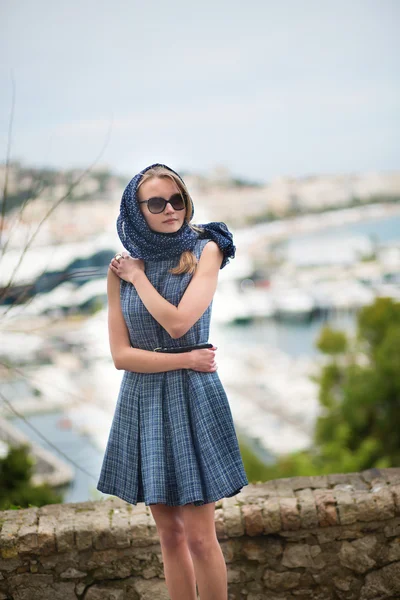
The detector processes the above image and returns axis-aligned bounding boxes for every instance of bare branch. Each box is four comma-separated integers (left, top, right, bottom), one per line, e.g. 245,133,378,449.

0,119,113,302
0,72,16,248
0,175,49,260
0,388,98,482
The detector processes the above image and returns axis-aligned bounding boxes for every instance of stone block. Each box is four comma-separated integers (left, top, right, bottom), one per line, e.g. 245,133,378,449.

327,472,356,487
6,508,39,555
360,467,385,484
388,537,400,561
279,497,301,531
214,507,227,540
281,543,325,569
223,506,244,537
380,468,400,485
222,496,240,509
8,573,53,589
220,539,241,563
384,518,400,537
263,569,301,590
85,585,124,600
109,507,134,548
240,481,276,503
372,486,396,519
132,577,170,599
88,547,145,580
391,484,400,511
352,491,378,522
296,488,319,529
37,513,58,555
240,562,263,583
55,515,75,553
227,568,241,583
287,476,314,491
338,535,377,573
0,556,23,572
242,505,264,536
7,572,76,600
261,498,281,534
129,512,152,547
335,489,359,525
360,561,400,600
264,537,283,560
313,489,338,527
91,509,116,550
332,573,361,592
73,510,95,551
274,479,295,498
75,582,86,595
241,539,265,562
307,475,328,489
59,567,87,579
0,515,20,554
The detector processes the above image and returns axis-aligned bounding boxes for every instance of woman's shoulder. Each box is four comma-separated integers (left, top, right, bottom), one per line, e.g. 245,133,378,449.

192,238,222,270
192,235,214,257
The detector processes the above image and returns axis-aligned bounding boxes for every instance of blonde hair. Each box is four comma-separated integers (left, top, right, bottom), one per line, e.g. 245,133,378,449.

137,166,203,275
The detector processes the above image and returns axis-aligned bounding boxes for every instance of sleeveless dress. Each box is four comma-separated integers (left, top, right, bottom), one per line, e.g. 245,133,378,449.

97,237,249,506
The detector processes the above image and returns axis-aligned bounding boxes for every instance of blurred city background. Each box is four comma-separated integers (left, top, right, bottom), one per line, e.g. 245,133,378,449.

0,0,399,509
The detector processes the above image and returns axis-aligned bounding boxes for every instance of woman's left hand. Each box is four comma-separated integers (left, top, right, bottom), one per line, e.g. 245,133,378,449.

109,252,145,284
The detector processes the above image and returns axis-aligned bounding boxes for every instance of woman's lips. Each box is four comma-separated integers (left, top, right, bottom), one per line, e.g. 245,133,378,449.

163,219,177,223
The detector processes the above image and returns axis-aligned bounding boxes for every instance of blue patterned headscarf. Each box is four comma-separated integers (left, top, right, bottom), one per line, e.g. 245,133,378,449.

116,162,235,269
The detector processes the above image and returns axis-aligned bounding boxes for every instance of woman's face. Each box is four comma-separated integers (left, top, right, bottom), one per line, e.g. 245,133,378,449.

137,176,187,234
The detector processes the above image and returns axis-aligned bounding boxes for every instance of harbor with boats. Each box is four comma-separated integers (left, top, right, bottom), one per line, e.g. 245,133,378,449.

1,200,400,502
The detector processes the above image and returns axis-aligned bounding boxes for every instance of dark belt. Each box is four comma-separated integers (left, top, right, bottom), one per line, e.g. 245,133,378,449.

153,343,213,353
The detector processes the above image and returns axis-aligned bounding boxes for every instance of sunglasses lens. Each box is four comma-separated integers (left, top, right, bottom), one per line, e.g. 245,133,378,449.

170,194,185,210
148,198,166,213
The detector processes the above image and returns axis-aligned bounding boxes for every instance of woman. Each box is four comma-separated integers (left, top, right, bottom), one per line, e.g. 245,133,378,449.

97,162,248,599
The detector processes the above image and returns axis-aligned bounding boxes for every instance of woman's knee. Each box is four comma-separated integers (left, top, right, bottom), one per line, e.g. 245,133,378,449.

186,531,216,558
159,524,187,550
149,504,186,551
181,502,218,557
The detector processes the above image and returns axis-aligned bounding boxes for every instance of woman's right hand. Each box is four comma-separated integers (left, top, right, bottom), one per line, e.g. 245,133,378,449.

185,346,218,372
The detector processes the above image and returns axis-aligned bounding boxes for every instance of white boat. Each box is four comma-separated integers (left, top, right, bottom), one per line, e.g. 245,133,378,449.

273,289,316,321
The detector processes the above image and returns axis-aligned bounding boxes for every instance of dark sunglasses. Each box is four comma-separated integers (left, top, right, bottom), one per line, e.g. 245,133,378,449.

138,193,186,214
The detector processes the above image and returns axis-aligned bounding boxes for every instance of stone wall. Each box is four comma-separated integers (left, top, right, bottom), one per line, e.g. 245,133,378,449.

1,467,399,600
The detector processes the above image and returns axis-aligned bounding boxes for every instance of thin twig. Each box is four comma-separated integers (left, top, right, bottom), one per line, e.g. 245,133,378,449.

0,389,98,482
0,118,113,304
0,176,49,260
0,72,16,249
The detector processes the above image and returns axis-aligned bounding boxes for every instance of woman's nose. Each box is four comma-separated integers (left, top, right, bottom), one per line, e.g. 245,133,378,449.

164,201,175,213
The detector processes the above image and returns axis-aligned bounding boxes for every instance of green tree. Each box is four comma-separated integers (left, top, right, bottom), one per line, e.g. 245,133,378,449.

240,297,400,481
0,443,63,510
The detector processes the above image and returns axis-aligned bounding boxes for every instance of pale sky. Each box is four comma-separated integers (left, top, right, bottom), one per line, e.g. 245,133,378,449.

1,0,399,182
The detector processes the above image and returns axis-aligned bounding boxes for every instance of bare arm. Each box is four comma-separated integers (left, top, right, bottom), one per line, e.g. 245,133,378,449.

111,241,223,339
107,269,217,373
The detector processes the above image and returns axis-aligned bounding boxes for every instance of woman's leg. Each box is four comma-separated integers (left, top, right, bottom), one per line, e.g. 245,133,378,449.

181,502,227,600
149,503,197,600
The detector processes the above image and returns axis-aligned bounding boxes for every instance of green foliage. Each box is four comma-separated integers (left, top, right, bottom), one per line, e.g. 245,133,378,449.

237,437,272,482
357,296,400,351
240,297,400,483
0,444,64,510
316,326,348,354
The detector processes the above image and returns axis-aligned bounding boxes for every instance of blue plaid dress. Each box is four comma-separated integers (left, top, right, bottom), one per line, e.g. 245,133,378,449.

97,237,248,506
